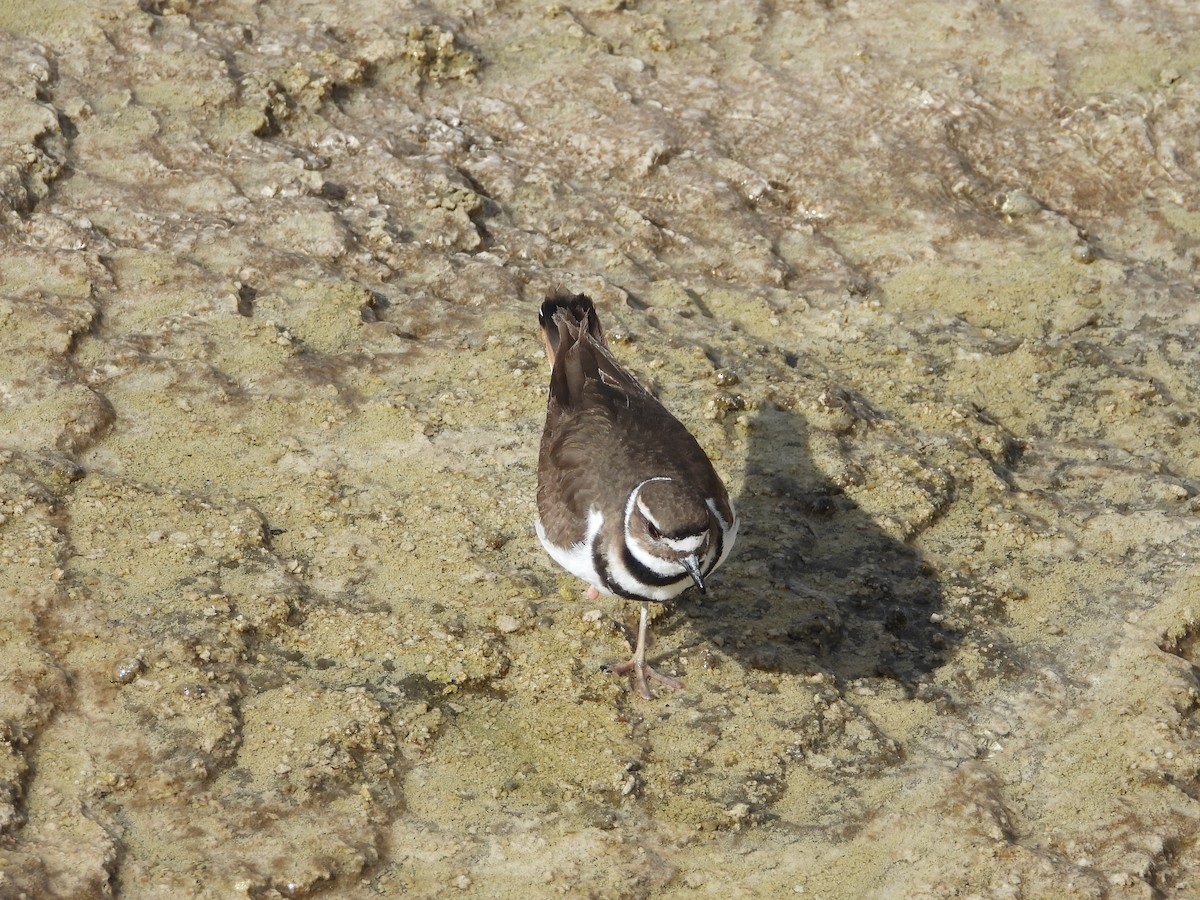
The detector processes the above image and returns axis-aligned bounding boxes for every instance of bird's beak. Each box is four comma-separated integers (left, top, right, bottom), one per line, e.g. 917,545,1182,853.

682,555,706,593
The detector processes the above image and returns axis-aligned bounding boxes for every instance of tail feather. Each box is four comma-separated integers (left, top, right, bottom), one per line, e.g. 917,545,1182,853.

539,294,605,366
540,293,643,408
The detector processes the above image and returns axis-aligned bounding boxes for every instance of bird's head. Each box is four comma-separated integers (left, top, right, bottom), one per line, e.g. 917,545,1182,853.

625,478,714,592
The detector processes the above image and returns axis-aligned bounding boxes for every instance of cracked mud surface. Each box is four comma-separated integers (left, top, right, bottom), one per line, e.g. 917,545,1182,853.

2,1,1200,896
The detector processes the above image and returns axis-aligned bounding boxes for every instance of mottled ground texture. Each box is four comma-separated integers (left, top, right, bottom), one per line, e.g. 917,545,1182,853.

1,0,1199,897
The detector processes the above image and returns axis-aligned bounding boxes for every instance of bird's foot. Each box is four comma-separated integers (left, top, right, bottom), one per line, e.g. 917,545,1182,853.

607,657,684,700
585,586,601,601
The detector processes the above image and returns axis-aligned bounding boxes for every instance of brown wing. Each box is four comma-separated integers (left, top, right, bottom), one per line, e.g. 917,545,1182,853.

538,297,629,542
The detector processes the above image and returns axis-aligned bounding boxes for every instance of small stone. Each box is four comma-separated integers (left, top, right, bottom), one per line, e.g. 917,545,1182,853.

713,368,740,387
495,614,520,633
115,657,144,684
1070,243,1096,264
997,189,1042,216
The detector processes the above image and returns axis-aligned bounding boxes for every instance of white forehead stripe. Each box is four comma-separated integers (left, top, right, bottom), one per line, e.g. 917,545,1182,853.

665,533,704,553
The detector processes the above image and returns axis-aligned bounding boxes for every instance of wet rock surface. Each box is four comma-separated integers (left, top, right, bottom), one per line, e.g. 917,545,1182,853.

1,0,1199,896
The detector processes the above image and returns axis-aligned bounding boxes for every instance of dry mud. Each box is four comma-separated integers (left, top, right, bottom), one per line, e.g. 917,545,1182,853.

2,0,1199,897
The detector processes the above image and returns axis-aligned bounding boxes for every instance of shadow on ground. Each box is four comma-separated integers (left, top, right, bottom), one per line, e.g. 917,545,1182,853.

678,404,954,691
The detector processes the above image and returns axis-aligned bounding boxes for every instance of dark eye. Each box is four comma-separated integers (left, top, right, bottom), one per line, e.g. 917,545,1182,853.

647,523,662,540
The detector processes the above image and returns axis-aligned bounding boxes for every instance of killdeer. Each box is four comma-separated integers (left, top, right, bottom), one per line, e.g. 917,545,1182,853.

535,294,738,699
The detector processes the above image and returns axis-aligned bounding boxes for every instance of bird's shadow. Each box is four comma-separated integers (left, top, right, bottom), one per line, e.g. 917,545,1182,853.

678,403,954,691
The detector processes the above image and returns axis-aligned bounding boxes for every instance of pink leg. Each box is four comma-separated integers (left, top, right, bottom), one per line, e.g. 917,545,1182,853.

607,602,683,699
586,586,600,601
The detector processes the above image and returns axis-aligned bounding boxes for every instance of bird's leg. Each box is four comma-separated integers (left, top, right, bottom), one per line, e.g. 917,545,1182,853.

608,601,683,699
586,586,601,601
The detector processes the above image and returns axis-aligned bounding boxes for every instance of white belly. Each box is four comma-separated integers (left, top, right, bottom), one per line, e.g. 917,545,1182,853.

534,509,613,595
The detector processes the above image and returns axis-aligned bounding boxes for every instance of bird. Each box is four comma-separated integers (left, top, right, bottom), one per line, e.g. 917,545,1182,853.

534,294,738,699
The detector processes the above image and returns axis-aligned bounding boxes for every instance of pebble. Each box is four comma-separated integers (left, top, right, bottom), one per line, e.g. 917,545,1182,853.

115,657,144,684
997,189,1042,216
713,368,740,386
1070,243,1096,264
